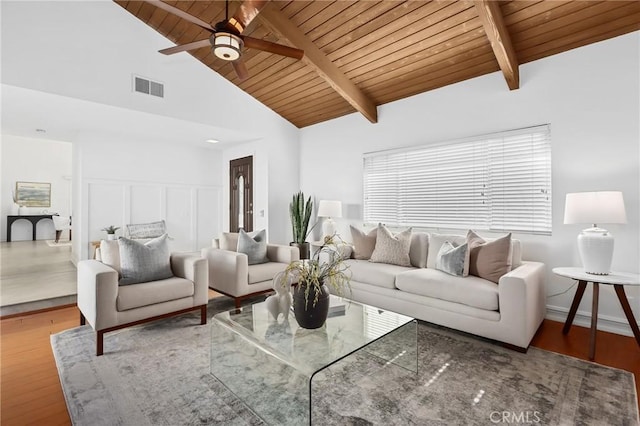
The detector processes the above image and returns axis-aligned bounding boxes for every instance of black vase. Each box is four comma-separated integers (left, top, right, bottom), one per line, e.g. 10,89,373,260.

290,242,310,260
293,283,330,329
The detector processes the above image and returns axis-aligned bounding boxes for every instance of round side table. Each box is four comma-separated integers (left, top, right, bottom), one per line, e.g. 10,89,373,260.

552,267,640,360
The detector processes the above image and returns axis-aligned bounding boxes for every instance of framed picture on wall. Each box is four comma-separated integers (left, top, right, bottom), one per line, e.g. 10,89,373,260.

15,181,51,207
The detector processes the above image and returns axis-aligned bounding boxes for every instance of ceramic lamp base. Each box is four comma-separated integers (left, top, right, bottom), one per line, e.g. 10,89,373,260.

577,227,614,275
322,218,337,240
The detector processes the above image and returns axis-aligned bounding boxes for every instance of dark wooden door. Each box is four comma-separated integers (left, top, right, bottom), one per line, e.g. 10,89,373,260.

229,156,253,232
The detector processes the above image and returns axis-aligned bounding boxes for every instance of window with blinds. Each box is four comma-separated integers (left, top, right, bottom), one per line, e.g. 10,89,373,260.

363,125,552,235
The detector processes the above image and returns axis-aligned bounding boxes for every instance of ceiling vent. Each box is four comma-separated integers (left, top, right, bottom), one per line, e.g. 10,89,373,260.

133,75,164,98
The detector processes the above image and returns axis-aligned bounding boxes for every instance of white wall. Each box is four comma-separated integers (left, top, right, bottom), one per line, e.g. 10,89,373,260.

300,32,640,336
2,0,301,247
1,135,72,241
71,133,223,262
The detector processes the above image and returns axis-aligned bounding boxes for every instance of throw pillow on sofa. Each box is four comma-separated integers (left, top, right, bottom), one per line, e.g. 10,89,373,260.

237,229,269,265
100,239,121,275
118,234,173,285
467,230,512,284
436,241,469,277
426,233,467,269
369,225,412,267
350,225,378,260
219,232,240,251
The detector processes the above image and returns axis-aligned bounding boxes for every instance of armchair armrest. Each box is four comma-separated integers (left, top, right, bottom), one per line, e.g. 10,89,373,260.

77,260,119,331
170,253,208,306
201,247,249,297
266,244,300,264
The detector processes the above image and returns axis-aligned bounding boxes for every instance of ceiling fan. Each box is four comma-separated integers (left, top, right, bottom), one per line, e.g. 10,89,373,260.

147,0,304,81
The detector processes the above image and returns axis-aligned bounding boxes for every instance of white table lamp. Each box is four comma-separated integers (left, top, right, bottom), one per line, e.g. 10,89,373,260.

564,191,627,275
317,200,342,240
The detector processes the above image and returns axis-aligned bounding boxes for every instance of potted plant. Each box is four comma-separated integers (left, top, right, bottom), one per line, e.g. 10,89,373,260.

277,235,351,329
101,225,120,240
289,191,316,259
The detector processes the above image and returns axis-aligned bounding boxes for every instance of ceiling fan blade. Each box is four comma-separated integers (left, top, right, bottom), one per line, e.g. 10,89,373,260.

159,39,211,55
144,0,215,31
232,60,250,81
232,0,269,32
243,37,304,60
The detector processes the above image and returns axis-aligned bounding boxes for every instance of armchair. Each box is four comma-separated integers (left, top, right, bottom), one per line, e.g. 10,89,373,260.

52,215,71,243
202,233,299,308
77,247,208,356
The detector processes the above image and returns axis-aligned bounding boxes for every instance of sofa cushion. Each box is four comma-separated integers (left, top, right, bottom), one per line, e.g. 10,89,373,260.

426,233,467,269
345,259,414,289
118,234,173,285
395,268,499,311
467,230,512,284
220,232,239,251
126,220,166,239
116,276,193,311
238,229,269,265
370,225,412,266
248,262,289,285
350,226,377,260
100,239,121,275
409,232,429,268
435,241,469,277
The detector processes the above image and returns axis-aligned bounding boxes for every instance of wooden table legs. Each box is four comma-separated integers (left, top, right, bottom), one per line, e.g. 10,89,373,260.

562,280,587,334
613,285,640,346
563,280,640,360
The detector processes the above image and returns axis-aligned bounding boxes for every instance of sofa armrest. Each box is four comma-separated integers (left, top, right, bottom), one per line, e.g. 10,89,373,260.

266,244,300,264
170,253,208,306
77,260,119,331
201,247,249,297
498,261,547,347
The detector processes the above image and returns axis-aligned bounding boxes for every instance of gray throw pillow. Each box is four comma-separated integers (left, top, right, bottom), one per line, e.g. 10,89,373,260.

237,229,269,265
118,234,173,285
369,225,412,267
436,241,469,277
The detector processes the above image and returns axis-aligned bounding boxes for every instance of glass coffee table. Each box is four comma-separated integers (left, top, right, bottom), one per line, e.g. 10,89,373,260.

210,295,417,425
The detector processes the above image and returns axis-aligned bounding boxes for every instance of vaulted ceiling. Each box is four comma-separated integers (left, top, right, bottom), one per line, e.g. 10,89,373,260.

116,1,640,128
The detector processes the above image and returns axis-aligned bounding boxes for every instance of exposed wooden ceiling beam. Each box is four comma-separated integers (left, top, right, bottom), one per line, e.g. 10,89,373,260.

257,3,378,124
473,0,519,90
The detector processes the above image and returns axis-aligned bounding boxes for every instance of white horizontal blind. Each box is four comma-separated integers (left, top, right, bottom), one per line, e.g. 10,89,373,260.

363,125,552,235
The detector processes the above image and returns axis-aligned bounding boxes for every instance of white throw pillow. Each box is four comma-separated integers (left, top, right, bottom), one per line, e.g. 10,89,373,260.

369,225,412,267
100,239,121,275
426,233,467,269
435,241,469,277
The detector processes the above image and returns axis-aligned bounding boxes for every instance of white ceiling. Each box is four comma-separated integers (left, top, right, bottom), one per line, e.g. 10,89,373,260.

1,84,258,148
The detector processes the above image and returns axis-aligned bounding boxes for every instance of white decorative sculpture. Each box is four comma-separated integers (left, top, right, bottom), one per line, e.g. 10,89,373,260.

266,273,292,321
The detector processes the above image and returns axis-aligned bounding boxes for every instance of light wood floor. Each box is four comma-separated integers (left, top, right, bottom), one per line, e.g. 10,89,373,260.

2,305,638,425
0,240,76,309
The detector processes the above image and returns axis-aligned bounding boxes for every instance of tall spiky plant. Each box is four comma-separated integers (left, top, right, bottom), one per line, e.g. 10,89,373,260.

290,191,315,244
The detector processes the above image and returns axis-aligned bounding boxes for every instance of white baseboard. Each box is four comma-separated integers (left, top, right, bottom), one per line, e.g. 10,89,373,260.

546,304,635,337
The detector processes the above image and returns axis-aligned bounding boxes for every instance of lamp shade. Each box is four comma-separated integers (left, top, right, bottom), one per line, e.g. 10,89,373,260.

211,32,243,61
317,200,342,218
563,191,627,225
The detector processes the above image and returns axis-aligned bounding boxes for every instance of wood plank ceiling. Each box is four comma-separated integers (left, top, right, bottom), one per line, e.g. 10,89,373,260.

116,1,640,128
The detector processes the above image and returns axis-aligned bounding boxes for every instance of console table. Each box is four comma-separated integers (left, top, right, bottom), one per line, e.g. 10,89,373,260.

6,215,53,242
553,267,640,360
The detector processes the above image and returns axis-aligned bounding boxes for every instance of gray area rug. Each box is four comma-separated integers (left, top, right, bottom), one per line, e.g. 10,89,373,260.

52,296,639,425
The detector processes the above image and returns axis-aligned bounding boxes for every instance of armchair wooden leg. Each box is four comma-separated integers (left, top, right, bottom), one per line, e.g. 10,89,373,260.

97,331,104,356
200,305,207,325
235,298,242,309
80,312,86,325
55,230,62,243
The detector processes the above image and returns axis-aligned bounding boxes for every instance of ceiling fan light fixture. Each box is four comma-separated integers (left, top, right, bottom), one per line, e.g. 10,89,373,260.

211,32,243,61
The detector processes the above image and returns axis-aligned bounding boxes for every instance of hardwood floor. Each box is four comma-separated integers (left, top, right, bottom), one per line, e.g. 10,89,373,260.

2,309,638,425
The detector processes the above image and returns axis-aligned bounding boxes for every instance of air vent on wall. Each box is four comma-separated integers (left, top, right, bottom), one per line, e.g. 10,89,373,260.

133,75,164,98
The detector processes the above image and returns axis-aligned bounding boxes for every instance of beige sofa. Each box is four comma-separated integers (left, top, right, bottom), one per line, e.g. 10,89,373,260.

201,234,300,308
339,232,546,350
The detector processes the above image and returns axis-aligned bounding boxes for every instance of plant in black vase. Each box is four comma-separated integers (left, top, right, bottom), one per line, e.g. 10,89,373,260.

278,235,351,329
